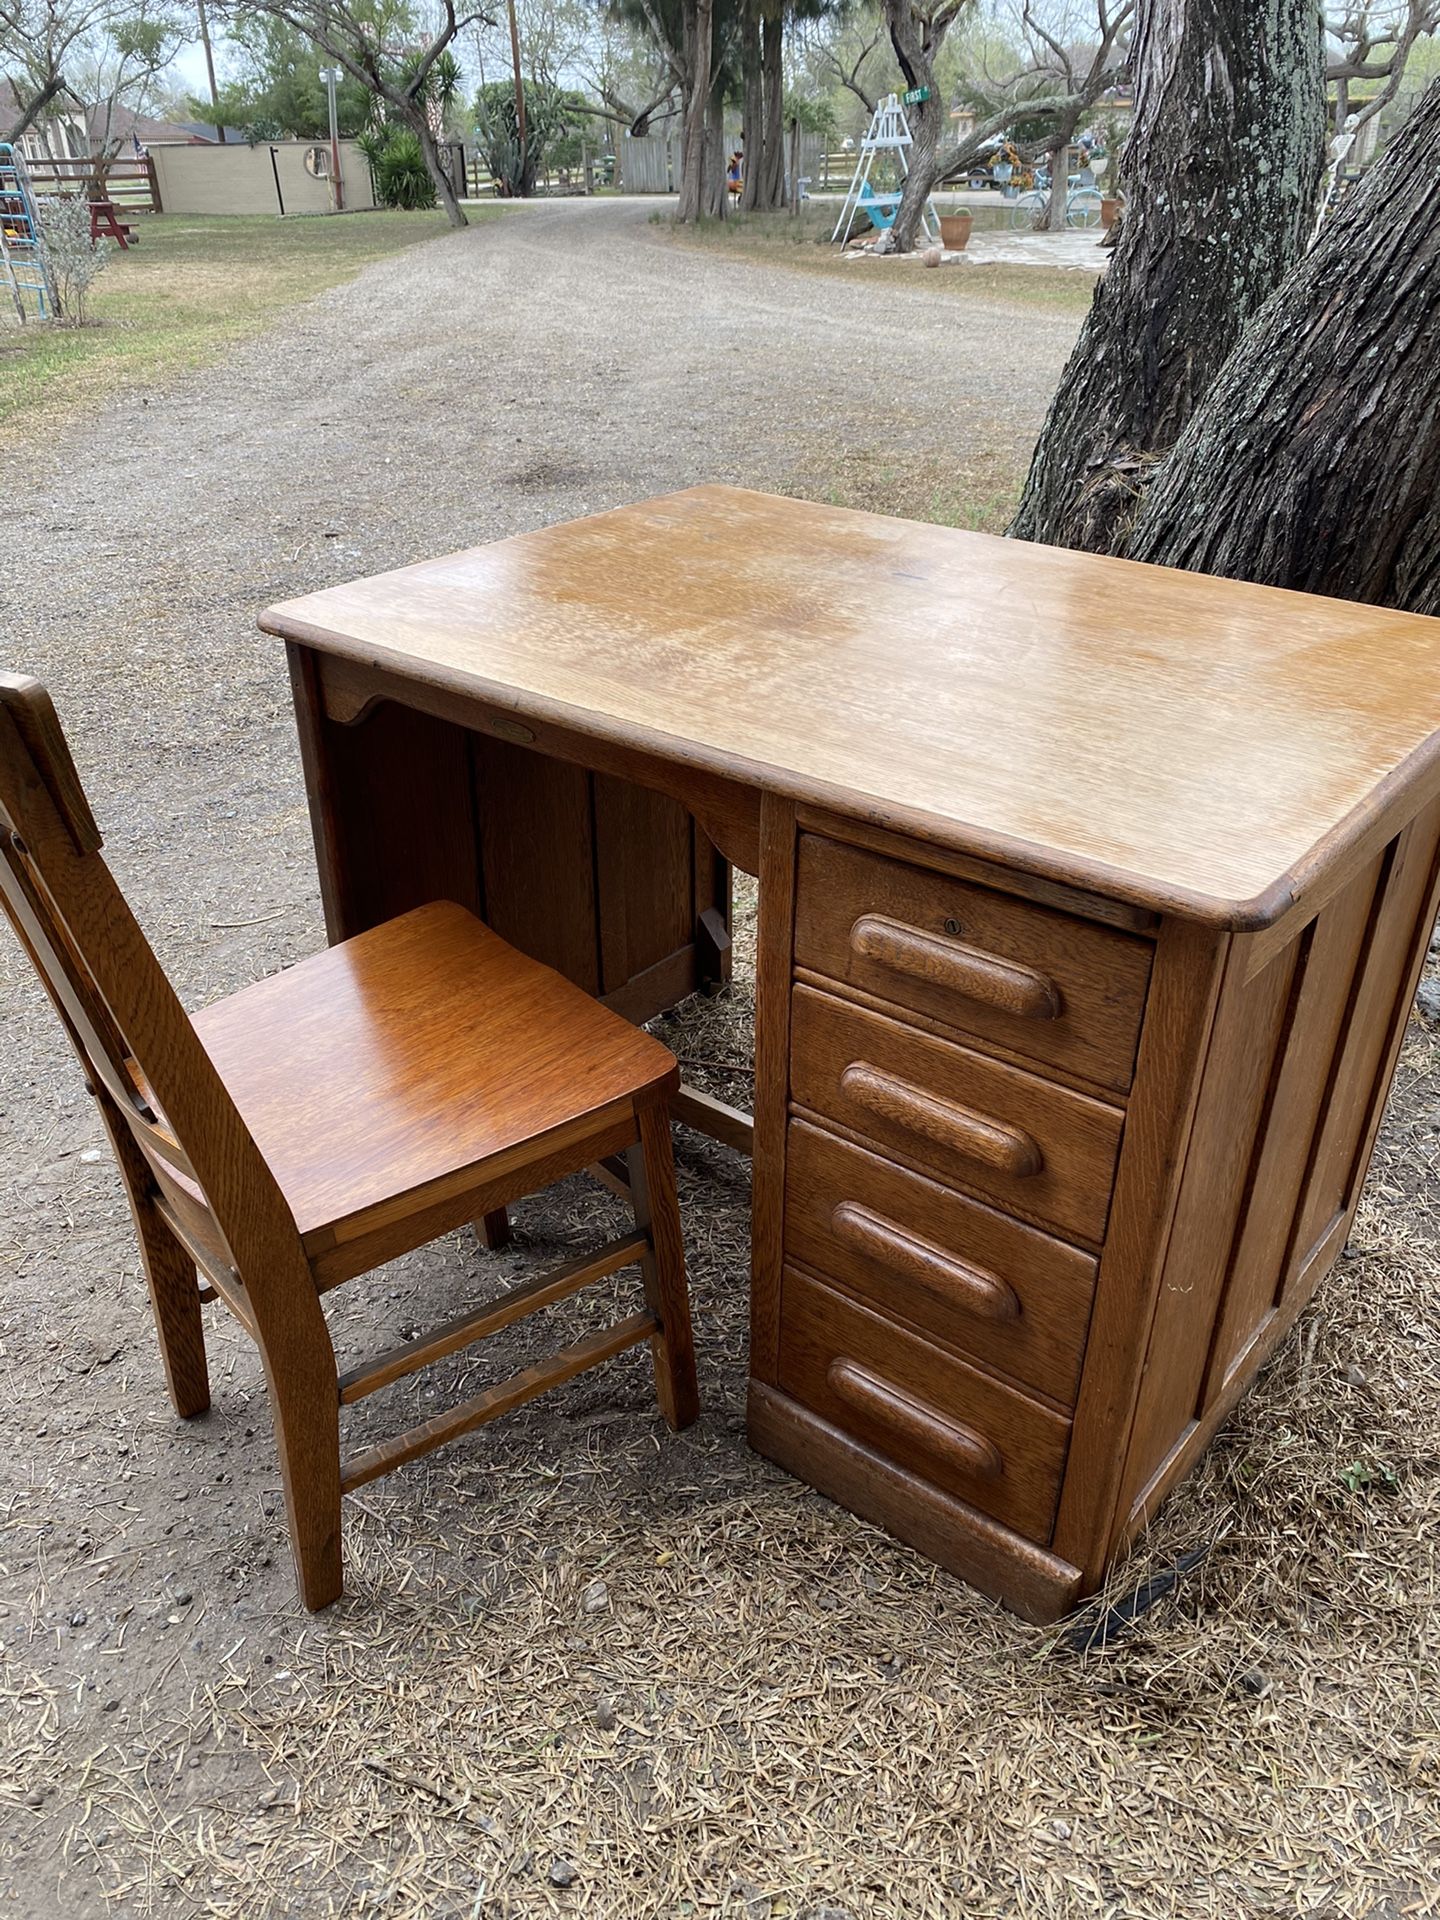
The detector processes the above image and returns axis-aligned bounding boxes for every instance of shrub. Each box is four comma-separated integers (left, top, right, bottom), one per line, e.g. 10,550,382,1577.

356,126,436,210
37,197,110,325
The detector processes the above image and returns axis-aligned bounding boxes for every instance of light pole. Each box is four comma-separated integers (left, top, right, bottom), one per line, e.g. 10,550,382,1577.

318,66,344,211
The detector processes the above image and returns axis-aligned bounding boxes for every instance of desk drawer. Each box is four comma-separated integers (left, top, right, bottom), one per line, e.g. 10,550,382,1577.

784,1120,1096,1406
778,1264,1069,1542
790,986,1123,1247
795,835,1152,1093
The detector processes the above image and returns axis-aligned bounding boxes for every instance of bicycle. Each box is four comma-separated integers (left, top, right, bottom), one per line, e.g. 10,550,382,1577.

1007,182,1104,231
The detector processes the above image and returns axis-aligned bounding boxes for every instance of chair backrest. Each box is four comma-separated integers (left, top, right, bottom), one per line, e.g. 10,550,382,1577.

0,673,304,1310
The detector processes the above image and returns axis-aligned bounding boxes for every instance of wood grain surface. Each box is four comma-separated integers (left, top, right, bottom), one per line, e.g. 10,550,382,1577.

789,986,1124,1248
190,899,677,1243
262,485,1440,927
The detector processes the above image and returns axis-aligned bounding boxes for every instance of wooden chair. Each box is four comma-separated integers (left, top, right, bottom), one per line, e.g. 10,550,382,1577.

0,672,698,1610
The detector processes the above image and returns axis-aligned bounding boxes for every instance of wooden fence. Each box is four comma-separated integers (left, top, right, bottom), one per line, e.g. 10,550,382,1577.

22,154,161,212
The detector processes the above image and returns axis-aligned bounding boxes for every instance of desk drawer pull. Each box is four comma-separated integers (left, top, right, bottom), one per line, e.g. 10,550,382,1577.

839,1062,1045,1180
851,915,1061,1022
831,1201,1021,1322
827,1358,1004,1480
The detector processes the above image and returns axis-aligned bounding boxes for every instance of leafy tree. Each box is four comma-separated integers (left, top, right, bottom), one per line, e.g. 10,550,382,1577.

1327,1,1440,131
473,73,588,190
1,0,182,143
194,9,374,138
212,0,486,226
604,0,745,219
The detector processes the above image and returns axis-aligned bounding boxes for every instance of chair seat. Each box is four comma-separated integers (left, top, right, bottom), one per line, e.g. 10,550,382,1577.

189,901,677,1246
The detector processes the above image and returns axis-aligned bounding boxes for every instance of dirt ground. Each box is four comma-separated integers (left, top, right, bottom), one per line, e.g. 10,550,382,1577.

2,198,1438,1920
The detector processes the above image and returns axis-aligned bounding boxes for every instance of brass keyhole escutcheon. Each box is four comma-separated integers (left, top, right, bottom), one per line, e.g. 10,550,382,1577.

943,917,962,937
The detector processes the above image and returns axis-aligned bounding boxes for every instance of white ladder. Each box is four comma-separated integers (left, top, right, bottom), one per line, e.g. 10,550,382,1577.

832,94,940,249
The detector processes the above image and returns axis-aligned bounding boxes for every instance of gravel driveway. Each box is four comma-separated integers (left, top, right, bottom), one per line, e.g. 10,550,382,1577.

5,199,1440,1920
0,200,1108,1917
6,193,1082,922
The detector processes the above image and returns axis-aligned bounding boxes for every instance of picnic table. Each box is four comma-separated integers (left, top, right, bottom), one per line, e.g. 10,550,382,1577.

89,199,137,249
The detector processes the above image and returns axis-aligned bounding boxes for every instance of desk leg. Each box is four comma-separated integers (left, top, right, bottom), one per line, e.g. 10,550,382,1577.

747,795,799,1387
287,643,482,942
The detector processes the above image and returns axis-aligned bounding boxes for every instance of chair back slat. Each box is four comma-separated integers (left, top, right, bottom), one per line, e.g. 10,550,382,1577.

0,676,303,1307
1,676,102,854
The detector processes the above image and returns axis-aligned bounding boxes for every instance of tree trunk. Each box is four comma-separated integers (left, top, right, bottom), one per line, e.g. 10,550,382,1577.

704,83,728,217
890,89,941,250
739,2,764,211
759,13,785,210
1045,139,1069,230
1010,0,1326,551
412,110,468,228
676,0,714,224
1127,74,1440,615
3,74,66,145
883,0,954,253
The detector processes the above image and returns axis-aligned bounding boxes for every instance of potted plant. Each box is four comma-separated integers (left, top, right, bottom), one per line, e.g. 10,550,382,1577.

938,208,973,249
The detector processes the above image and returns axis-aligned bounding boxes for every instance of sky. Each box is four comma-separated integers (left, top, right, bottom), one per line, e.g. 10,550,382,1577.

168,36,232,107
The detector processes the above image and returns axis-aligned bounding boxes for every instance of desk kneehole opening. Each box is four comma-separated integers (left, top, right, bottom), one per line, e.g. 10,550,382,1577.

838,1060,1046,1180
826,1357,1005,1482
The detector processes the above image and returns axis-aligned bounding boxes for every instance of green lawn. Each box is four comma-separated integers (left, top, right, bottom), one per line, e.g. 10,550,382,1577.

0,210,479,442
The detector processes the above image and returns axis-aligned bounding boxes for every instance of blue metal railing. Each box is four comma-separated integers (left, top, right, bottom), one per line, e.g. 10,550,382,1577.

1,143,58,323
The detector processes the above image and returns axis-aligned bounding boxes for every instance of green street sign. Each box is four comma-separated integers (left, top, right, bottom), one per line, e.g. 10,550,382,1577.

903,86,932,105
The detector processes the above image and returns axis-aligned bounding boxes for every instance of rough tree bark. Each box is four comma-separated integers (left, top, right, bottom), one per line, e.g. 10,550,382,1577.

703,82,728,215
882,0,969,253
676,0,714,222
739,1,765,210
3,74,68,144
1127,74,1440,615
414,113,465,228
1010,0,1326,551
759,11,786,209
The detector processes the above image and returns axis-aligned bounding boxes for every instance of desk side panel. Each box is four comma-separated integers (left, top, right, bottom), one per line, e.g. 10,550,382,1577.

1113,794,1440,1546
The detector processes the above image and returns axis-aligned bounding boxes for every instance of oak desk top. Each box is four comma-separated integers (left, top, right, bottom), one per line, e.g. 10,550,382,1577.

262,485,1440,928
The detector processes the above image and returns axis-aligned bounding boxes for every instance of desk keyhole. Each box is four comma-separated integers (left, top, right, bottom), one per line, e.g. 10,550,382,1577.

943,917,962,937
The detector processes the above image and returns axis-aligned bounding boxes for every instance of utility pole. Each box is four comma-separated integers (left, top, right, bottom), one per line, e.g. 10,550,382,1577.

506,0,527,191
319,66,344,211
195,0,225,142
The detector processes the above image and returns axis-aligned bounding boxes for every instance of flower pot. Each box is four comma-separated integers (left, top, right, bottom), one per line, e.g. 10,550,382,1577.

938,211,973,251
1101,195,1123,229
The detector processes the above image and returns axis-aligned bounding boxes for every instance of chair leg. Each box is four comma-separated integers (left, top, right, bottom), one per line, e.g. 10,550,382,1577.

477,1206,511,1251
627,1100,699,1431
94,1088,209,1418
137,1202,211,1420
263,1341,345,1611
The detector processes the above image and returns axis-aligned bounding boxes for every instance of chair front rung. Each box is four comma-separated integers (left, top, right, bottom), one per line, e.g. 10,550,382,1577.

337,1229,649,1407
340,1307,659,1493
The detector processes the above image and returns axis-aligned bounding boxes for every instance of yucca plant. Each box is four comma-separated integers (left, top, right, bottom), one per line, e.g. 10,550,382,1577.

356,125,437,211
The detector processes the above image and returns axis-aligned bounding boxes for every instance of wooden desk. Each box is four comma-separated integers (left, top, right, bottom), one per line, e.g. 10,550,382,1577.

263,485,1440,1622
